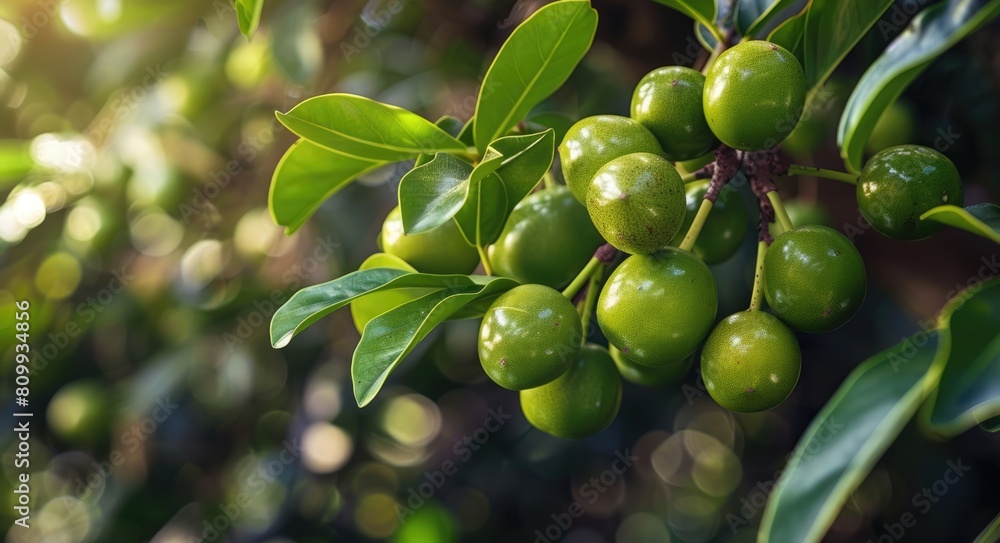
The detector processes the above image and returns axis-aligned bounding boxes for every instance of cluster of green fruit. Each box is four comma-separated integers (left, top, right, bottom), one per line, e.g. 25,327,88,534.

374,40,963,438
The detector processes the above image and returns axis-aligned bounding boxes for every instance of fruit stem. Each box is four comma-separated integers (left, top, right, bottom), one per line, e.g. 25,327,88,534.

749,241,768,312
543,171,557,189
477,245,493,275
767,191,794,234
562,256,601,299
787,164,859,185
679,199,714,252
580,265,603,340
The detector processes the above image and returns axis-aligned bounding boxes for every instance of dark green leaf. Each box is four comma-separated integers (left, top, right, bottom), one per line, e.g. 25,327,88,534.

352,276,519,406
398,153,474,234
473,0,598,154
838,1,1000,172
738,0,806,38
270,268,491,348
924,278,1000,435
417,116,467,167
350,253,429,333
453,151,507,246
276,94,466,161
269,139,384,234
491,129,555,214
920,203,1000,245
234,0,264,39
759,331,940,543
651,0,720,41
768,1,810,59
458,117,476,147
802,0,893,90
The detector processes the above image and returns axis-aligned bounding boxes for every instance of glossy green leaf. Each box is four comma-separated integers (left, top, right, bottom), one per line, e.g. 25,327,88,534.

473,0,598,154
417,116,467,167
768,1,810,59
276,94,466,162
270,268,492,348
651,0,720,40
352,276,518,407
737,0,803,38
838,1,1000,172
802,0,893,90
234,0,264,39
458,117,476,147
398,154,475,234
974,511,1000,543
491,130,556,212
924,278,1000,435
350,253,429,333
269,139,384,234
920,203,1000,245
758,331,941,543
453,150,507,246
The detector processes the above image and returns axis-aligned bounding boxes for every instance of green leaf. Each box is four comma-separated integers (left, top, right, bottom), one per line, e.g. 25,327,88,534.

758,331,941,543
276,94,466,162
490,130,556,213
270,268,492,348
453,151,507,246
269,139,384,234
768,1,810,59
234,0,264,39
417,116,467,167
982,416,1000,432
802,0,894,90
924,278,1000,435
920,203,1000,245
473,0,598,154
350,253,430,333
651,0,720,40
974,511,1000,543
352,276,518,407
398,153,474,234
737,0,803,38
458,117,476,147
838,1,1000,173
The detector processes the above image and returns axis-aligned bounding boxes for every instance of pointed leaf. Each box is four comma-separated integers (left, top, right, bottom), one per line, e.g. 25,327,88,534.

838,0,1000,172
276,94,466,161
352,277,519,406
924,278,1000,435
269,139,383,234
802,0,894,90
473,0,598,154
398,153,475,234
920,203,1000,245
759,331,941,543
234,0,264,39
491,129,556,213
270,268,490,348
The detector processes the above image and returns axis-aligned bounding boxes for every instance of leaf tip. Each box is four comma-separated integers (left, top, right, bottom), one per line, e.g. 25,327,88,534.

272,329,294,349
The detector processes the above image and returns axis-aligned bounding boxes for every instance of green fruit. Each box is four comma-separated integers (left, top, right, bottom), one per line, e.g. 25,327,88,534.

767,199,831,239
597,249,717,366
764,225,866,332
380,206,480,274
631,66,717,161
351,253,426,333
857,145,963,240
865,100,915,155
701,310,801,412
611,345,693,386
703,41,806,151
479,284,581,390
520,344,622,438
669,180,749,264
587,152,686,254
488,186,603,289
559,115,664,203
47,380,111,443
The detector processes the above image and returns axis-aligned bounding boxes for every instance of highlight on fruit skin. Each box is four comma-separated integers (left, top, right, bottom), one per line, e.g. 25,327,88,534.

478,284,582,391
700,310,801,413
520,344,623,438
857,145,963,240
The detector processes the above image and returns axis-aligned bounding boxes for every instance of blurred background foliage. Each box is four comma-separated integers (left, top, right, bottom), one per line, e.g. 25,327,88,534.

0,0,998,542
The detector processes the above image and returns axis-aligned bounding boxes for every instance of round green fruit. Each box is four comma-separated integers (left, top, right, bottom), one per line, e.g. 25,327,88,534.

857,145,963,240
611,345,693,386
520,344,622,438
631,66,717,161
559,115,664,203
767,199,831,239
587,152,686,254
479,284,581,390
703,41,806,151
701,310,801,412
597,249,717,366
488,186,603,289
669,180,749,264
380,206,480,274
764,225,866,332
